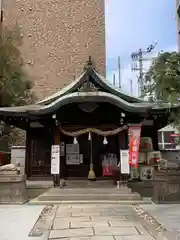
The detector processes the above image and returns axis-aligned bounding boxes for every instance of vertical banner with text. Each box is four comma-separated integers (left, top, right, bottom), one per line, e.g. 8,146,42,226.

51,145,60,174
128,125,141,168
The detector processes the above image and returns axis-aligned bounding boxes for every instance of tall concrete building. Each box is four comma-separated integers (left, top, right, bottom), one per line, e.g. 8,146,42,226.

3,0,106,100
176,0,180,51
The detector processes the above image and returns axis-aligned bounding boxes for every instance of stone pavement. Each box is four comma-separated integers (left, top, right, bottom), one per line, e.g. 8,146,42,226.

0,205,44,240
35,204,155,240
141,204,180,235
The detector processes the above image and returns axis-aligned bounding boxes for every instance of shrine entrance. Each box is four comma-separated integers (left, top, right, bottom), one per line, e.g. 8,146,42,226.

60,127,121,179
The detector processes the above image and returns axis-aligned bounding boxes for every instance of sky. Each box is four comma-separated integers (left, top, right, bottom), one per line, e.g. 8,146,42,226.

105,0,177,96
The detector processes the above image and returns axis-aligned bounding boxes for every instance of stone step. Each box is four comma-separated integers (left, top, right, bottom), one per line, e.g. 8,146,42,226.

29,199,152,205
38,193,141,201
52,188,132,194
32,186,141,203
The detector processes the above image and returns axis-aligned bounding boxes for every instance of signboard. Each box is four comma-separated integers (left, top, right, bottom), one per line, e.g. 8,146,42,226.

128,125,141,168
120,150,130,174
66,144,79,154
66,154,80,165
51,145,60,174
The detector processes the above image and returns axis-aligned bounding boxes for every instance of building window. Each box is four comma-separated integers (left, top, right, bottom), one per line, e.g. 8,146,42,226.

158,131,176,150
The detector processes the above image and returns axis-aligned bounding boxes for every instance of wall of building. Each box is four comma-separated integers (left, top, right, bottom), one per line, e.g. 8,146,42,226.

3,0,106,100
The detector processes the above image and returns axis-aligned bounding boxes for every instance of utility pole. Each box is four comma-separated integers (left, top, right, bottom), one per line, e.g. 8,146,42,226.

130,79,133,96
113,73,116,86
131,42,157,96
118,56,121,88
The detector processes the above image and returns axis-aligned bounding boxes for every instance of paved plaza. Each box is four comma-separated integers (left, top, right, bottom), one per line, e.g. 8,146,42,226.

1,203,180,239
0,205,44,240
141,204,180,235
31,204,155,240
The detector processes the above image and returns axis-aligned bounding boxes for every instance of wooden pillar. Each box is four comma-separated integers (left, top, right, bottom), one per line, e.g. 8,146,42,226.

53,125,61,186
25,129,31,178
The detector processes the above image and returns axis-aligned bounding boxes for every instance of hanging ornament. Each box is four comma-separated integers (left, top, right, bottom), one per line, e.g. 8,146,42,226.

120,118,124,125
88,132,91,141
103,136,108,145
73,137,78,144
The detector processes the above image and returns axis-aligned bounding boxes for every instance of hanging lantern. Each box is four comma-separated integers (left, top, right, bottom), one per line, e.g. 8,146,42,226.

73,137,78,144
103,136,108,145
120,118,124,125
88,132,91,141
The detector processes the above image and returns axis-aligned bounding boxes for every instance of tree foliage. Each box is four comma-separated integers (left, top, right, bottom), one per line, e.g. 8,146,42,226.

145,51,180,127
145,52,180,103
0,25,35,152
0,25,34,107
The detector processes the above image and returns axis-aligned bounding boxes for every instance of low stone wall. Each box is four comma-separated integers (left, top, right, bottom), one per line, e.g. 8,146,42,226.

0,174,28,203
128,181,153,198
152,170,180,203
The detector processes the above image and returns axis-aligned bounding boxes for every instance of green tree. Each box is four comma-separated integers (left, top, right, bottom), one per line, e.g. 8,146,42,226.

145,51,180,127
0,25,34,153
145,52,180,103
0,25,34,107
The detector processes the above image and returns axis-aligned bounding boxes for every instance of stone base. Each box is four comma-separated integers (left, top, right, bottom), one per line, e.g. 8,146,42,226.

0,174,28,204
29,186,143,205
152,170,180,204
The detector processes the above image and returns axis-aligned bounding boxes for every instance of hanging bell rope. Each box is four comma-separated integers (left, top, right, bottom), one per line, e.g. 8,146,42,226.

60,125,128,137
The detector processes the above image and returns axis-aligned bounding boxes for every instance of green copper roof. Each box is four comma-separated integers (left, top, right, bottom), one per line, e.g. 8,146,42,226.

0,60,179,117
38,68,146,105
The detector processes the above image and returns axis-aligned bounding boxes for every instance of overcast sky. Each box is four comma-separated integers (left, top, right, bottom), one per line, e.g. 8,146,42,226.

105,0,177,95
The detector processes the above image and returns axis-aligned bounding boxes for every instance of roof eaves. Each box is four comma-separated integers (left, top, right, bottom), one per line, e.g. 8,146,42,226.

92,70,147,103
29,91,152,116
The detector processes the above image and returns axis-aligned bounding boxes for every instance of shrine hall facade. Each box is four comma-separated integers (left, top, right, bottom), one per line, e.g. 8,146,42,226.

0,60,178,179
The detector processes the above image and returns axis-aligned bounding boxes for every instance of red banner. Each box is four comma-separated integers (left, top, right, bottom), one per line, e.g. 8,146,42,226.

128,125,141,168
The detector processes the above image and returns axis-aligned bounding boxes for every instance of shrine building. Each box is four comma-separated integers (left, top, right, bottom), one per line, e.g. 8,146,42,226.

0,58,178,180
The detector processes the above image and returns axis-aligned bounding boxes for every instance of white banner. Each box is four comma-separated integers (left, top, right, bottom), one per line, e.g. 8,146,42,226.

51,145,60,174
120,150,130,174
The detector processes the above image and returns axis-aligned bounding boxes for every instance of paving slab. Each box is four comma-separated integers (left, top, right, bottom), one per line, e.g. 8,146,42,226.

71,211,101,217
108,220,140,227
55,216,91,221
56,236,115,240
70,237,115,240
70,220,109,228
49,228,94,238
53,219,70,229
114,236,154,240
91,216,127,221
94,226,139,236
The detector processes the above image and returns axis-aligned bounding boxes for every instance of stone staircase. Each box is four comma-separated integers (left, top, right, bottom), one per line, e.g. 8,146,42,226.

28,180,152,204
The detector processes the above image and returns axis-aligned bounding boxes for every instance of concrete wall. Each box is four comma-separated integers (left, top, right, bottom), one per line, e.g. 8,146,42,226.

3,0,106,100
